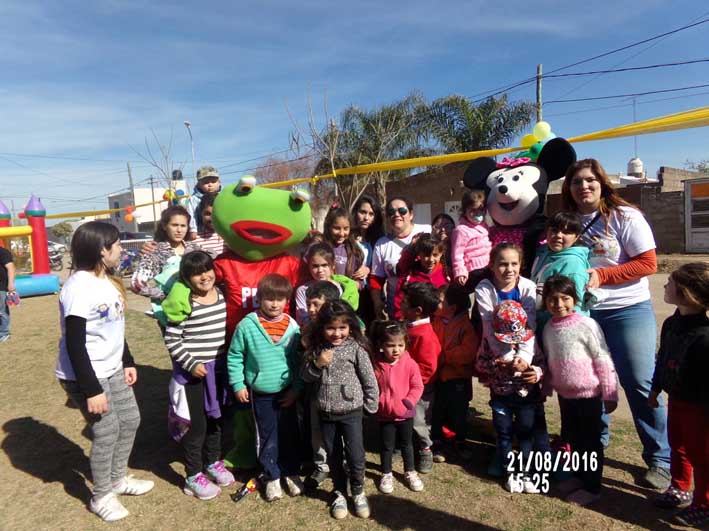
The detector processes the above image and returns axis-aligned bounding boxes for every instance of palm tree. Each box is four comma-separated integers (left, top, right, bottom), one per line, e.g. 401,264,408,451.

427,94,535,153
317,92,433,209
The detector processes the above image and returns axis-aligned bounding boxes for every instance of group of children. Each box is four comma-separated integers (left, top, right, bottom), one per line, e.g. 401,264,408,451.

54,171,709,527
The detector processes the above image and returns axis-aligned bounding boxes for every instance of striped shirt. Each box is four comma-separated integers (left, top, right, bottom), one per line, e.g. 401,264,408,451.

193,230,225,258
258,313,291,343
164,290,227,373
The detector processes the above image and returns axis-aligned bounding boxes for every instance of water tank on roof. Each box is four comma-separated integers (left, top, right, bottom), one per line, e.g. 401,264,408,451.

627,157,644,178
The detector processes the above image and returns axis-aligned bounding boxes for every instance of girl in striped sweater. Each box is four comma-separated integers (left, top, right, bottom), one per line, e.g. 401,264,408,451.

163,251,235,501
541,274,618,507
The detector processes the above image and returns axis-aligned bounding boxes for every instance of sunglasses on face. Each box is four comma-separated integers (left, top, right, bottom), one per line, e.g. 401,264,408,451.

387,207,409,217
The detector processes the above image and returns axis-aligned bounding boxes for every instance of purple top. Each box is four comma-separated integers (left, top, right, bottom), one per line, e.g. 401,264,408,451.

0,200,10,217
333,243,348,276
172,359,228,419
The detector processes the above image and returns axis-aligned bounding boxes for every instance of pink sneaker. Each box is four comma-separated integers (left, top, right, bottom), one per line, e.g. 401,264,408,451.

206,460,236,487
183,472,221,500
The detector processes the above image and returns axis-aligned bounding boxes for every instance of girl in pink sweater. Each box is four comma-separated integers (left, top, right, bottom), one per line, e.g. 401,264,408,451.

541,275,618,507
451,189,492,292
369,320,424,494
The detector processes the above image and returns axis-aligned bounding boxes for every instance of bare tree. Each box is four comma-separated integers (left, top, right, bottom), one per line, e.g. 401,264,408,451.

130,128,186,188
252,155,315,184
685,158,709,174
288,93,340,230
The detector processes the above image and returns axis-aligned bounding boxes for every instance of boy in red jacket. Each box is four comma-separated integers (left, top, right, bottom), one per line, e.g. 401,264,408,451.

432,284,480,461
400,282,442,474
393,234,448,319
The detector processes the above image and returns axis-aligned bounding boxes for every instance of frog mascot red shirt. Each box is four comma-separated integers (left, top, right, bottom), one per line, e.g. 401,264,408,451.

209,176,310,470
212,175,311,339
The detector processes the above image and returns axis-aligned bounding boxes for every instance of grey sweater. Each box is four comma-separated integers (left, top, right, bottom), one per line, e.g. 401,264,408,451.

302,338,379,418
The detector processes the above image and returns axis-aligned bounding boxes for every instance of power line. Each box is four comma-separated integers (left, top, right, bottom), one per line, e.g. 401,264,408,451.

217,147,296,170
470,17,709,102
545,83,709,104
547,18,709,75
545,58,709,78
221,153,317,176
549,11,709,101
544,90,709,117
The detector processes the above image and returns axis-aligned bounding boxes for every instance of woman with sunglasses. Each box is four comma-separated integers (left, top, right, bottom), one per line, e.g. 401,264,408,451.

370,197,431,319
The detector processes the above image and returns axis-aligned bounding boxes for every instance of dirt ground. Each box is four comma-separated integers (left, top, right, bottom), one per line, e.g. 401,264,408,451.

0,270,695,531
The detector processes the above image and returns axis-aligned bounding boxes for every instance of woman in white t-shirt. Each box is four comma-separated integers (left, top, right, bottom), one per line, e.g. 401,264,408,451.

370,196,431,319
561,159,671,489
56,222,153,522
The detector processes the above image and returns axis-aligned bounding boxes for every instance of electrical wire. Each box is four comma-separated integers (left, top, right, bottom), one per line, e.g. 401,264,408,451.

545,83,709,104
470,17,709,102
544,90,709,117
544,58,709,78
220,153,317,176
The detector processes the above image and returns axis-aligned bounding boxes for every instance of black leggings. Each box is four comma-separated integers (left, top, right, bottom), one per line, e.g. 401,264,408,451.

182,380,222,477
379,418,415,474
321,411,365,495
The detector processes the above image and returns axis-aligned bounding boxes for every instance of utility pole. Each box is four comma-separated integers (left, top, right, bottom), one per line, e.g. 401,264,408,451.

150,175,158,234
127,162,136,231
632,97,638,158
536,64,543,122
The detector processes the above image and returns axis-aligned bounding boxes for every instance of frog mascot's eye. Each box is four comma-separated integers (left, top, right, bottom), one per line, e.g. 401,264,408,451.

290,188,310,205
235,175,257,195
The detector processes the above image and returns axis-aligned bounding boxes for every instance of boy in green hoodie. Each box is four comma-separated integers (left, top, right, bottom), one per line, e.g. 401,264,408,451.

227,273,304,502
530,211,591,334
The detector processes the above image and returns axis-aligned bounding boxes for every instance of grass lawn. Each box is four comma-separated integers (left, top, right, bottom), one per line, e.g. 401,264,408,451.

0,292,691,531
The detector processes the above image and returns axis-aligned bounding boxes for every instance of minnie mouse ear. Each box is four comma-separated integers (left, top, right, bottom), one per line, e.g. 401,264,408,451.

536,138,577,182
463,157,498,190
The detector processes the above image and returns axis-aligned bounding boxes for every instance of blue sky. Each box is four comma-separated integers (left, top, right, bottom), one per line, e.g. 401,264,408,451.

1,0,708,215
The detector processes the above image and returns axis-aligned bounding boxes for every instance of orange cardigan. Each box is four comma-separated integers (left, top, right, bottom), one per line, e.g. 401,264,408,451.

432,311,480,382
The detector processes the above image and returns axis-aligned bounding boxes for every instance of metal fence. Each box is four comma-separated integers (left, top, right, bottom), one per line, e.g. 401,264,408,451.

120,238,151,251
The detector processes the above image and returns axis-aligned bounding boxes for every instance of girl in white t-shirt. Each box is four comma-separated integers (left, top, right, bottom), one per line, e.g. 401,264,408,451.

56,222,153,522
370,196,431,319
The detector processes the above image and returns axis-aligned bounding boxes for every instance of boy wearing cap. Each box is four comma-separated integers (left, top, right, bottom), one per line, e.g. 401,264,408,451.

188,165,222,238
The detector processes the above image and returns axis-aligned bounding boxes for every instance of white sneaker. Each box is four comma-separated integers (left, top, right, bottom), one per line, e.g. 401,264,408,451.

284,476,304,497
505,474,524,493
405,471,424,492
521,476,540,494
265,479,283,501
113,475,155,496
90,492,129,522
379,472,394,494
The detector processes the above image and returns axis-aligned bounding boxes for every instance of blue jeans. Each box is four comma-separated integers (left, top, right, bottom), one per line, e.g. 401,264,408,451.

250,389,300,481
0,291,9,338
592,299,670,468
490,393,538,471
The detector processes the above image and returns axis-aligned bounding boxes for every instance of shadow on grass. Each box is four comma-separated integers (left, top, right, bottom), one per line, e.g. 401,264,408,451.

127,363,183,489
585,481,678,531
2,416,92,504
368,493,504,530
604,456,647,484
